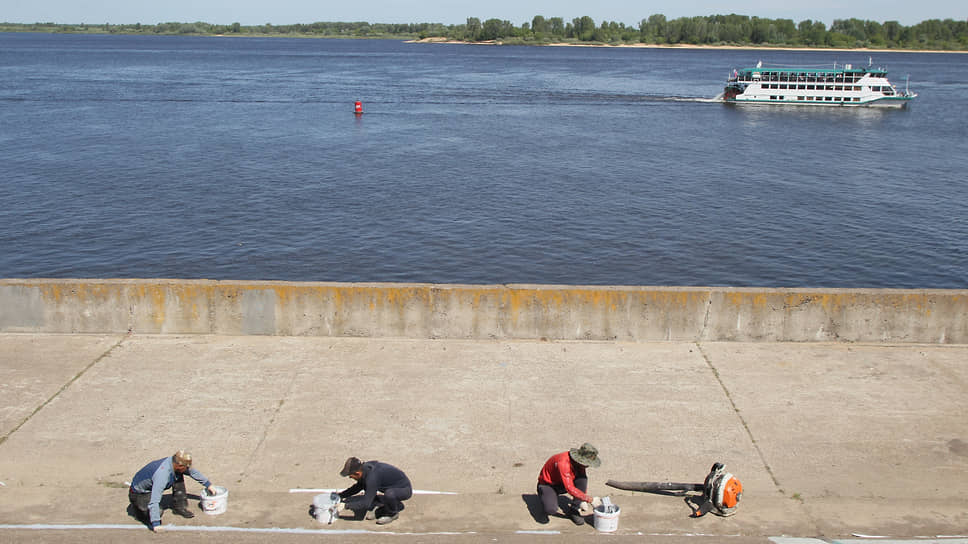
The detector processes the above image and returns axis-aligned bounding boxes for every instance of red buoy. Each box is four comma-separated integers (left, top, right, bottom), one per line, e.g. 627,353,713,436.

354,101,363,114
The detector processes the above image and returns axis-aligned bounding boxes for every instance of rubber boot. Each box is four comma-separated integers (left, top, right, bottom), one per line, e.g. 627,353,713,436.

171,479,195,518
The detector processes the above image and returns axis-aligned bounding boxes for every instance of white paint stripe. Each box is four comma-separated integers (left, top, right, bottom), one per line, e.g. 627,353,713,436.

0,524,143,531
834,540,968,544
0,524,471,536
3,526,962,543
289,488,457,495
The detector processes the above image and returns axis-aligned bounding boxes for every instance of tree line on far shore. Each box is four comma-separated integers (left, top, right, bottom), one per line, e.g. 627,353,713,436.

3,14,967,50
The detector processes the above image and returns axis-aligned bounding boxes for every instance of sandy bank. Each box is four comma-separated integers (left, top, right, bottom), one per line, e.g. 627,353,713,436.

406,37,965,54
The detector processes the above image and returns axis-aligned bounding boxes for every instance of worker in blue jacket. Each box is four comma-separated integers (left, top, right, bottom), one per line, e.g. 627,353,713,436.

129,450,216,532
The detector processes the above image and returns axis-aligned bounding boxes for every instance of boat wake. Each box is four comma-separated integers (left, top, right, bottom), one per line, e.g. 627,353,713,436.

618,91,724,104
642,95,724,104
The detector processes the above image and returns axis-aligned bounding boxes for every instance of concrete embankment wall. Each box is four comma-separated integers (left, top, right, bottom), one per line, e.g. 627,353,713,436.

0,279,965,343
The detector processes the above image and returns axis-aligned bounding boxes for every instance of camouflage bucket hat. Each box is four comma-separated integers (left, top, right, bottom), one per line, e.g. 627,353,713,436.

569,443,601,468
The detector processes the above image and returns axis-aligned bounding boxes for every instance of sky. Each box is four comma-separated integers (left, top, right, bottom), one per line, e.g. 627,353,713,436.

3,0,964,28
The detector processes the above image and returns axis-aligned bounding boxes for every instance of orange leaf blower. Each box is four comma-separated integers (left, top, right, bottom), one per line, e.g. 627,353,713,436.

605,462,742,517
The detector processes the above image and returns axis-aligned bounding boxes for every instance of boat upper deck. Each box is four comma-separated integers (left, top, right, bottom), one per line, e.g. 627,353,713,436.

730,63,890,83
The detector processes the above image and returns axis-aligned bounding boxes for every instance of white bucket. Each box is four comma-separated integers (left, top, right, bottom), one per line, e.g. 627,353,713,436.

200,486,228,515
593,504,621,532
312,492,340,524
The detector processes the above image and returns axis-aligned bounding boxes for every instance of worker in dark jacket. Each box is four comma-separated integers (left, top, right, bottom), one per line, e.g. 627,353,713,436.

336,457,412,525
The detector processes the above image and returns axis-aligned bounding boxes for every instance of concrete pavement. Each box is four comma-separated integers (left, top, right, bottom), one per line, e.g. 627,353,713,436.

1,332,966,542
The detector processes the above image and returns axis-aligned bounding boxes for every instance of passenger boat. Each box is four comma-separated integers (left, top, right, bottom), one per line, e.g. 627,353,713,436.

723,61,916,107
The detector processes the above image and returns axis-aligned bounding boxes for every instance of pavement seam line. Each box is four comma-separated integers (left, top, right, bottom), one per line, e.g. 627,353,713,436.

695,342,781,489
695,344,828,542
239,362,303,481
701,293,713,339
0,334,128,448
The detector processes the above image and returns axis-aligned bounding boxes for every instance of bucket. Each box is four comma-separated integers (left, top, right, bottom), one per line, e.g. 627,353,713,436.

200,486,228,515
313,492,340,524
593,504,620,532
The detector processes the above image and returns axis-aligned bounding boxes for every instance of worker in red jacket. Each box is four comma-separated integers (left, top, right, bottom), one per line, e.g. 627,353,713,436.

536,443,603,525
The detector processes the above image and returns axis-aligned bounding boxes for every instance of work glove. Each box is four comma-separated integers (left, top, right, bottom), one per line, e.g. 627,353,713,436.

578,501,594,516
335,501,346,513
592,496,603,508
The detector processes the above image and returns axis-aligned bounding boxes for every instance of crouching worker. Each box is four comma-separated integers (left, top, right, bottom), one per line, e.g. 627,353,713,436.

129,450,216,532
336,456,412,525
537,442,603,525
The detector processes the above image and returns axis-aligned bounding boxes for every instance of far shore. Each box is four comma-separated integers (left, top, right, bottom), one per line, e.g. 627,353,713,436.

406,36,966,54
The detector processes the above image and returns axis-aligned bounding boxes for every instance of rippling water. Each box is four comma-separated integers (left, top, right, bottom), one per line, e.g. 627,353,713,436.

1,33,966,287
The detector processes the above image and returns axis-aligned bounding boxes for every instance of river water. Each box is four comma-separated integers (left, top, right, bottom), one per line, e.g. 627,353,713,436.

1,33,965,288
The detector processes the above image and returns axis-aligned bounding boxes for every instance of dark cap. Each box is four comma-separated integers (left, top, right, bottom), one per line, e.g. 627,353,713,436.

339,456,363,477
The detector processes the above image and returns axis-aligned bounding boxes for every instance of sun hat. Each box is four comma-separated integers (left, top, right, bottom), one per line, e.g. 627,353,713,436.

569,443,602,468
340,456,363,476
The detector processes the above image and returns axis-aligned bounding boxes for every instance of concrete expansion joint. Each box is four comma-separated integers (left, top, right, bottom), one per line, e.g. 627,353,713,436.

240,369,302,481
696,342,782,492
0,334,128,448
700,296,713,339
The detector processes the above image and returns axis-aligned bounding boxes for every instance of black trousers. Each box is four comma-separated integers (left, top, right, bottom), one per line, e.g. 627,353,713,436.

537,477,588,516
129,476,189,518
374,485,413,515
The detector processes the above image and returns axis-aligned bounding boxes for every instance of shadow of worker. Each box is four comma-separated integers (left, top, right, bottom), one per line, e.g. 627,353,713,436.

521,493,551,524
